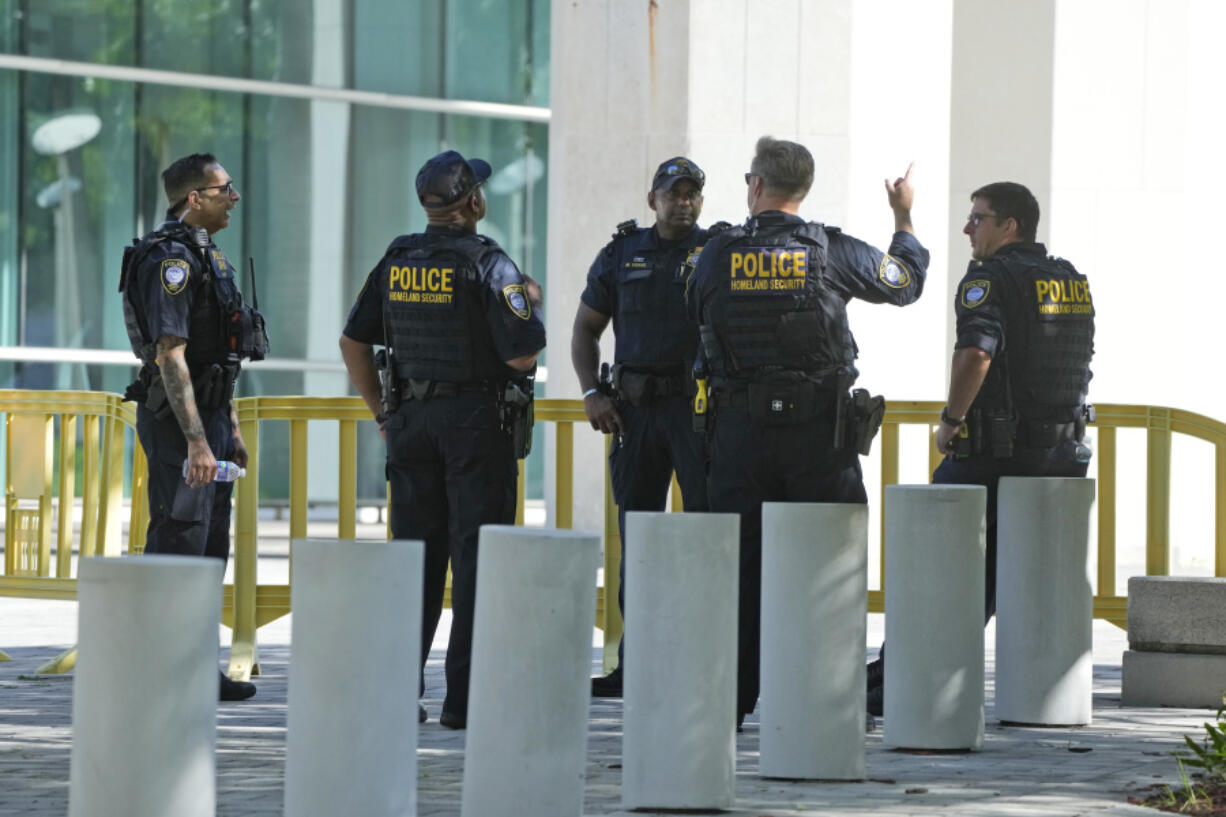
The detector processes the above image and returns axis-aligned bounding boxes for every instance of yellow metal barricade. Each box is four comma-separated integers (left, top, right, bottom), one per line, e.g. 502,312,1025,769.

0,390,147,671
4,389,1226,675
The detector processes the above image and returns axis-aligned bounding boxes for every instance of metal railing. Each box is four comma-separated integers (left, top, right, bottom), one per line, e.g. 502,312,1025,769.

2,391,1223,677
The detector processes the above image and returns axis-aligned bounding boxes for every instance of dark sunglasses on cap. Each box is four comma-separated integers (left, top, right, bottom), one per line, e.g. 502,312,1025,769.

657,162,705,186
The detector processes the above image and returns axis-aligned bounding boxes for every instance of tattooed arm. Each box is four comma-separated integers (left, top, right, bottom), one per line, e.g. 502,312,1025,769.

156,335,218,487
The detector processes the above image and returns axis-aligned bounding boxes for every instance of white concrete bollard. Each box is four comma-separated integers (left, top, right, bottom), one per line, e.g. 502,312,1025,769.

460,526,601,817
996,477,1095,725
284,539,424,817
760,502,867,780
621,511,740,811
69,555,223,817
884,485,986,751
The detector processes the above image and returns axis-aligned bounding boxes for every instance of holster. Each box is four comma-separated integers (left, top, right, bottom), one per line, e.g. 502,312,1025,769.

499,379,535,459
143,376,174,421
842,388,886,456
191,363,239,410
374,349,401,416
987,409,1017,458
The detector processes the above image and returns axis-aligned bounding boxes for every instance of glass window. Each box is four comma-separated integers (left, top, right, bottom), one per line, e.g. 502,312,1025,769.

12,1,549,103
0,0,551,500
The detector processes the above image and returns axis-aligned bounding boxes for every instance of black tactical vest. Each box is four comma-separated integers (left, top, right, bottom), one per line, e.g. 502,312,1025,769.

975,253,1094,421
381,231,504,383
701,219,852,381
118,223,268,373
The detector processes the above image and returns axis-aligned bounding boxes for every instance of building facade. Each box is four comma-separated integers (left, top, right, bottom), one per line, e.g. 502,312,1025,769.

0,0,550,498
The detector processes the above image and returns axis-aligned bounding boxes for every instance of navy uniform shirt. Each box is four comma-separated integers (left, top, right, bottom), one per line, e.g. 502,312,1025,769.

580,224,707,371
343,225,545,364
130,221,240,367
688,211,930,321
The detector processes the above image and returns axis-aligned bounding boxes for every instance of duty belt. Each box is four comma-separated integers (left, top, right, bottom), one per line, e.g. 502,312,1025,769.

1015,418,1082,449
718,384,837,409
400,378,496,401
612,367,689,406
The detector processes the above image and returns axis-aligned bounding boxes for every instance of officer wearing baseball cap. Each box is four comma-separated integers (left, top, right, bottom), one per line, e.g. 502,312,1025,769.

341,149,545,729
571,155,714,697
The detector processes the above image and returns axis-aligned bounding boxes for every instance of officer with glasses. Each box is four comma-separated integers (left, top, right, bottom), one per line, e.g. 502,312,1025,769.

865,181,1095,716
571,156,714,697
118,152,268,702
341,150,545,730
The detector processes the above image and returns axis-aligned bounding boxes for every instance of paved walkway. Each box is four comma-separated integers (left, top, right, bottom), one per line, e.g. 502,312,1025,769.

0,590,1209,817
0,515,1209,816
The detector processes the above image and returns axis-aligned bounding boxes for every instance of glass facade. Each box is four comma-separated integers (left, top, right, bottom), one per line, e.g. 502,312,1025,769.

0,0,550,499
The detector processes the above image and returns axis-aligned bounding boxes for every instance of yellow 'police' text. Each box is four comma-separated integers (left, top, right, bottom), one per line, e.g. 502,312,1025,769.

389,265,454,304
1035,278,1092,315
729,248,807,292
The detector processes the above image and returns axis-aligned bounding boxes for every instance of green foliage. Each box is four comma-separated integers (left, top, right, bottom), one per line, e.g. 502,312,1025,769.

1175,694,1226,785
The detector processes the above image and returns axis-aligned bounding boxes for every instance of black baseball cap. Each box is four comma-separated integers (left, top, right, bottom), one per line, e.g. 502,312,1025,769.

651,156,705,192
416,150,492,208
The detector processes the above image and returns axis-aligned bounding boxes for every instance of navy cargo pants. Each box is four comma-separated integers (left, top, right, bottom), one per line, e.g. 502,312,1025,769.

385,392,516,719
706,404,865,720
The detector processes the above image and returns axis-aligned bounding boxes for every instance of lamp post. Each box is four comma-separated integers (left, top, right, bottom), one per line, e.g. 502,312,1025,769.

31,109,100,390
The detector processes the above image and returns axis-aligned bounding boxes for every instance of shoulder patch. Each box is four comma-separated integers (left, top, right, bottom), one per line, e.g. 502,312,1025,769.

502,283,531,320
161,258,190,295
878,254,910,289
960,279,991,309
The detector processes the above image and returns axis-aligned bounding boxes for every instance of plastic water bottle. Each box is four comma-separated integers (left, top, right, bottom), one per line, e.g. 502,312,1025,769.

182,459,246,482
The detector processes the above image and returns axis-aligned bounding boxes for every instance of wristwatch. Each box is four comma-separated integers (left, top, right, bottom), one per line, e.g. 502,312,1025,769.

940,406,964,427
582,388,598,399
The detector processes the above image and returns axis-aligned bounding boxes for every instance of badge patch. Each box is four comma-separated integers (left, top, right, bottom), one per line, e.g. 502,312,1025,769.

961,279,990,309
161,259,190,295
878,255,910,289
502,284,531,320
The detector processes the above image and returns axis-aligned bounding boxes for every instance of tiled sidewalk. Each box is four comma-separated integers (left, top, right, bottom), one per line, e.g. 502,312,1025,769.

0,598,1210,817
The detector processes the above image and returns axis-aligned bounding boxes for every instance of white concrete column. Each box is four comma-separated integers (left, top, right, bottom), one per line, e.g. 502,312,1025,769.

622,511,739,811
460,526,601,817
996,477,1095,725
69,555,223,817
305,0,350,500
883,485,986,751
947,0,1056,356
284,539,424,817
760,502,867,781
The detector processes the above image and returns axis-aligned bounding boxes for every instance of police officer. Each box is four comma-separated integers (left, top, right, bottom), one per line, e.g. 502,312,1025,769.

866,181,1095,715
572,156,712,697
119,153,268,702
688,136,928,729
340,150,546,730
